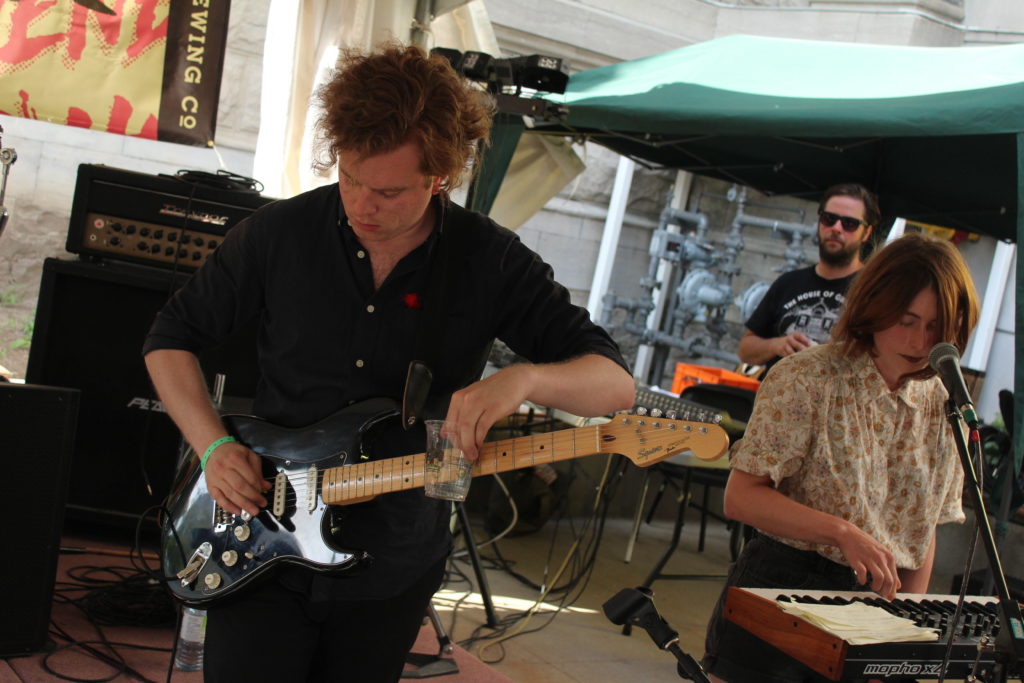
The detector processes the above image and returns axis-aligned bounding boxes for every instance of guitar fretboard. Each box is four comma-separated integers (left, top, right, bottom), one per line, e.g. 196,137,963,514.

318,414,727,505
320,425,604,504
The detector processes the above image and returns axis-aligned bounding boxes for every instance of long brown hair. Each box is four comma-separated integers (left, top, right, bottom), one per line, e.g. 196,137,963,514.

312,44,494,199
832,232,979,382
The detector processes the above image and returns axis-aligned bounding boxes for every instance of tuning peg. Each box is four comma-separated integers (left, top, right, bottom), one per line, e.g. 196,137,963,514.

650,408,663,418
635,406,649,416
666,410,678,420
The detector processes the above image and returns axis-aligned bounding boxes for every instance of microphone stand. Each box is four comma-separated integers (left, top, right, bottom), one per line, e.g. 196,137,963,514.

944,398,1024,680
603,587,712,682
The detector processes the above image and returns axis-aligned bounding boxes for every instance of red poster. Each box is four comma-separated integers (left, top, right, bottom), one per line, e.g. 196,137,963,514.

0,0,230,146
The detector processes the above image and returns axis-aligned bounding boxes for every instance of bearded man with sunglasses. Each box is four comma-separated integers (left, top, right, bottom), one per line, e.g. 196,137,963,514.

737,183,879,372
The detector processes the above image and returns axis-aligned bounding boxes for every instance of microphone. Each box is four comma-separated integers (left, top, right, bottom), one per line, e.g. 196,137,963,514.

928,342,980,428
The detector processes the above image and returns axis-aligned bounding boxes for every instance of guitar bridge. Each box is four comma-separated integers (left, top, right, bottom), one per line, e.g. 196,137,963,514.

177,541,213,587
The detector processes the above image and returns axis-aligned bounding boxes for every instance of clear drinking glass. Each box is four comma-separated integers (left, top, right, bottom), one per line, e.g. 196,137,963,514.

423,420,473,501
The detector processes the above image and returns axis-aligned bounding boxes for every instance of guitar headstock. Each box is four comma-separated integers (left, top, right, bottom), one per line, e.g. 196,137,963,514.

600,413,729,466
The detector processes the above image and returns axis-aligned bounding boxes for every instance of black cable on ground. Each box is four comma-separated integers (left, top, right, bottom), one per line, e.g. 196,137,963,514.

46,557,178,682
451,453,625,661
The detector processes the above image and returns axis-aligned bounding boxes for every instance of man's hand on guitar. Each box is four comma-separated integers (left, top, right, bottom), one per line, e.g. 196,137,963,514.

444,364,536,461
203,440,271,518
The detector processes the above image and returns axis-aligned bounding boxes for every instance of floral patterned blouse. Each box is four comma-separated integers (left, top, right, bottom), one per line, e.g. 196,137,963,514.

730,343,965,569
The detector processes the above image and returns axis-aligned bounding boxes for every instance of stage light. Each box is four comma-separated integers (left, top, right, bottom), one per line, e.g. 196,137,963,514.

459,51,495,81
507,55,569,94
430,47,570,95
430,47,463,71
429,47,570,121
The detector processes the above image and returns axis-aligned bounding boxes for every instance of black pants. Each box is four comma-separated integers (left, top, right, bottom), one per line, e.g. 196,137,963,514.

702,533,863,683
203,557,446,683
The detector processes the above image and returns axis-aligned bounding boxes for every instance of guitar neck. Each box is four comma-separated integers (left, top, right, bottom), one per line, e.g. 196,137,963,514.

320,425,604,505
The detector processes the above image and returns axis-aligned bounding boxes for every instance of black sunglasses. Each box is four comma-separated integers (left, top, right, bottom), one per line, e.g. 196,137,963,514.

819,210,867,232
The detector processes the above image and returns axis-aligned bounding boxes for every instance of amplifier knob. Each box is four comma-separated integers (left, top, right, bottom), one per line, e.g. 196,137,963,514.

137,241,148,250
168,231,178,241
140,227,150,237
191,251,202,261
208,239,218,249
178,248,187,258
110,236,121,246
154,229,164,239
112,222,123,232
179,234,190,244
194,237,205,247
151,244,161,253
125,224,136,235
165,246,175,256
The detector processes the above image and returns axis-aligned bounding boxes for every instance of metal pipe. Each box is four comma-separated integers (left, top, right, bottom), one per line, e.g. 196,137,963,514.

734,212,816,238
623,321,740,364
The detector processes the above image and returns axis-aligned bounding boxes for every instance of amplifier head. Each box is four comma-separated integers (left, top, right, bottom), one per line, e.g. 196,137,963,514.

66,164,274,272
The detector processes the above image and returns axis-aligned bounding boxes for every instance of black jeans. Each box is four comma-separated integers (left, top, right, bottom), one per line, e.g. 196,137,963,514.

702,533,864,683
203,556,446,683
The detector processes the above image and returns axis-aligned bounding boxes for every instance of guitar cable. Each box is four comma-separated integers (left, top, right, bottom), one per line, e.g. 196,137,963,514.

468,454,619,662
47,559,176,683
479,451,618,597
456,450,623,663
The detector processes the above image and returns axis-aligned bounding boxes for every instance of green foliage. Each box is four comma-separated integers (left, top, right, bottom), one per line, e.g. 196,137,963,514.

1,315,33,356
0,287,21,306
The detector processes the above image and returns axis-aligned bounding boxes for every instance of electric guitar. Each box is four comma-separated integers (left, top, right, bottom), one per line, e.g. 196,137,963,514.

161,398,729,605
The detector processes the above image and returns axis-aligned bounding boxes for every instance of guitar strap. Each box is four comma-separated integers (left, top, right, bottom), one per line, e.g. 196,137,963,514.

401,198,474,429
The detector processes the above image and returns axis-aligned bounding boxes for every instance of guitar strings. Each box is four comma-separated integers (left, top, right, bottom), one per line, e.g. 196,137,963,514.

236,421,716,511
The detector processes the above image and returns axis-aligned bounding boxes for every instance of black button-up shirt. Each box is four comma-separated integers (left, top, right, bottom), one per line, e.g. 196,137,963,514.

144,183,627,597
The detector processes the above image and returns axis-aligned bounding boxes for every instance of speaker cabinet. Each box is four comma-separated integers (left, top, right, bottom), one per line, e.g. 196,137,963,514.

0,383,79,656
26,258,258,529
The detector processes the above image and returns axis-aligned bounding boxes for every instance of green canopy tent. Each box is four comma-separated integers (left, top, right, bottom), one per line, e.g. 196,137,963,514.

524,34,1024,474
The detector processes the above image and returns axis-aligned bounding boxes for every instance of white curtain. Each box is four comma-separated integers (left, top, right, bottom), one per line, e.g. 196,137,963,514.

253,0,499,199
252,0,584,231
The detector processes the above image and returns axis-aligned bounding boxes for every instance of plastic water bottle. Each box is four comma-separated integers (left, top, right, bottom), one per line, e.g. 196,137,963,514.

174,606,206,671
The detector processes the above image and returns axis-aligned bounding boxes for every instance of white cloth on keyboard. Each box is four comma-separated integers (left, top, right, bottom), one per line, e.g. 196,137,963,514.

777,601,939,645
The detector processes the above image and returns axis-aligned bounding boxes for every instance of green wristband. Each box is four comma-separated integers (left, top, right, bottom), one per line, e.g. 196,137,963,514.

201,436,237,470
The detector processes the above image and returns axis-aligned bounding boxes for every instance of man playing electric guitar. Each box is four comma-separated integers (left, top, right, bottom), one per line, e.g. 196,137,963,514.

144,44,635,682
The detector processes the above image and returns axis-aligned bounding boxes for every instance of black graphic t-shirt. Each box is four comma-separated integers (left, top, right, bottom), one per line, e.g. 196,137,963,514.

745,266,855,365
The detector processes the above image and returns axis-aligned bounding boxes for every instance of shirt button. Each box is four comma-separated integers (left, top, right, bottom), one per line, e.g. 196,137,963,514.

356,250,366,259
366,304,375,313
355,359,364,368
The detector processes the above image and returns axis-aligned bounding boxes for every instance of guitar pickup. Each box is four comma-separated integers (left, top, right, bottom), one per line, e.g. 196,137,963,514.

177,541,213,587
305,466,318,511
273,472,286,517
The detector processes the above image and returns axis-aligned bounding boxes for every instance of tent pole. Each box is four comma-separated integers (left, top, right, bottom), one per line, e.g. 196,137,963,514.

963,241,1014,378
1016,132,1024,481
587,156,634,321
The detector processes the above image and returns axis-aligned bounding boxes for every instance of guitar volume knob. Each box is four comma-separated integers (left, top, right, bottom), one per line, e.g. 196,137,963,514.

221,550,239,566
234,525,251,541
204,572,222,589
